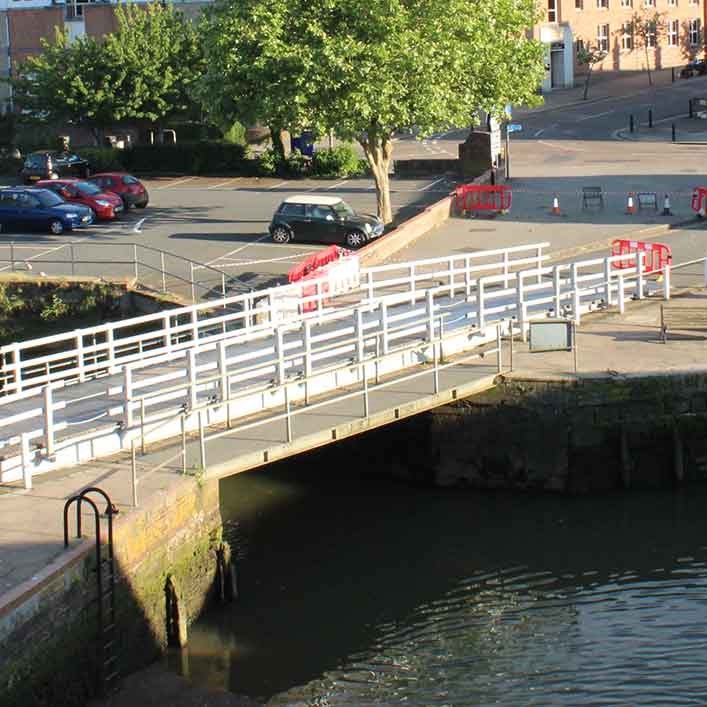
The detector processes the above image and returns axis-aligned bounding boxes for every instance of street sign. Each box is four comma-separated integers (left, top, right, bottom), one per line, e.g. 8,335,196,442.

507,123,523,133
529,320,573,352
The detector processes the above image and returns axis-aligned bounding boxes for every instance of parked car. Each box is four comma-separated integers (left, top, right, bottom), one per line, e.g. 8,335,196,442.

269,195,384,249
680,59,707,78
0,187,93,234
36,178,123,221
20,150,90,184
87,172,149,209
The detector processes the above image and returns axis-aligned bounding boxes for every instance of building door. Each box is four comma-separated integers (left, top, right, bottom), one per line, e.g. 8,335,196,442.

551,45,565,88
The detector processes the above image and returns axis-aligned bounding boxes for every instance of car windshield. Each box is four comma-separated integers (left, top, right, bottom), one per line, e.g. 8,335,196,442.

122,175,139,185
25,155,46,168
332,201,355,217
76,181,101,195
36,190,65,207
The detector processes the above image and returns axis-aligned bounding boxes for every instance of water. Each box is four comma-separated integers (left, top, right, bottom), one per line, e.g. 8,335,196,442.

176,452,707,706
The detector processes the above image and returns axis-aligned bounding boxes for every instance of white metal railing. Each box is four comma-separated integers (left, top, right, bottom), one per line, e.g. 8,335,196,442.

0,246,688,487
0,243,548,396
0,240,229,304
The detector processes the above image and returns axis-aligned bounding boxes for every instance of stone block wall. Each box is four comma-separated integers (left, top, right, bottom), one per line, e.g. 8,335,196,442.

0,477,223,707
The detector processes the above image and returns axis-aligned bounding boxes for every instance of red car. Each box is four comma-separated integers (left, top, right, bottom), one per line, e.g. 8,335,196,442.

36,178,123,221
87,172,149,210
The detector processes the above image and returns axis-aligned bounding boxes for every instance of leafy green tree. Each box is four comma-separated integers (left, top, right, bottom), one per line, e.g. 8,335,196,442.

11,1,203,144
200,0,545,224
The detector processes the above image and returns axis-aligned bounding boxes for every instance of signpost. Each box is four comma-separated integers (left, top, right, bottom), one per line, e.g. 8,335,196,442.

505,123,522,180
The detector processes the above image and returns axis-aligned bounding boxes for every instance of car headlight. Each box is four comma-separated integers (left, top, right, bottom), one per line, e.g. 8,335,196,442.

95,199,110,207
66,213,78,219
364,223,372,234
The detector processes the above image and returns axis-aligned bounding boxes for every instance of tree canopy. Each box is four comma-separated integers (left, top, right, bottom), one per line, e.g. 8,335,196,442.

12,1,203,143
200,0,545,222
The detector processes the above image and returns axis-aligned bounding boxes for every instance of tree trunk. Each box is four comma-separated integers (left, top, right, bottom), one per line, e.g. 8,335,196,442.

360,129,393,224
270,126,286,161
583,65,593,100
645,45,653,85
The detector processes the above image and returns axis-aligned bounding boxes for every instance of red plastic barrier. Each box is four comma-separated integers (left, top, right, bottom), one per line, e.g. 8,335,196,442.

611,239,672,274
455,184,512,214
288,245,348,283
691,187,707,214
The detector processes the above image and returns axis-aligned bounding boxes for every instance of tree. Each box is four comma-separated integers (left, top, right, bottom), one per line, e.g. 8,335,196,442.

11,1,203,144
629,11,665,86
200,0,545,224
576,45,607,100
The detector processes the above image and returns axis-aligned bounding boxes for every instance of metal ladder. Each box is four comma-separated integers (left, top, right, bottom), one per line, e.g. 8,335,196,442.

63,486,119,696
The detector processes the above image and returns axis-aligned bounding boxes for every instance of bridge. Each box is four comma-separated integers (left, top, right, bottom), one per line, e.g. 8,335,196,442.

0,240,692,490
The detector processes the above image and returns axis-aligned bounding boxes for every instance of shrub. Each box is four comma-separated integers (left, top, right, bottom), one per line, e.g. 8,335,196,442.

79,147,126,173
283,150,310,178
122,142,248,175
223,121,247,146
311,144,366,178
256,148,279,176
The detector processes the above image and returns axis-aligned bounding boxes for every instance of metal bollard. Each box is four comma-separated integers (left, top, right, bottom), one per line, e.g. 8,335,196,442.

689,99,694,119
648,108,653,128
672,66,675,82
629,115,635,133
672,123,676,142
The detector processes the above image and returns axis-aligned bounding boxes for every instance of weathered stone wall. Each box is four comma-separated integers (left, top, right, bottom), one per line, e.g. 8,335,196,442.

312,374,707,494
0,477,223,707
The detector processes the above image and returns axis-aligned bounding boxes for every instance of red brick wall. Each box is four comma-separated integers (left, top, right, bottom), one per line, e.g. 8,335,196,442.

8,8,63,67
84,5,118,38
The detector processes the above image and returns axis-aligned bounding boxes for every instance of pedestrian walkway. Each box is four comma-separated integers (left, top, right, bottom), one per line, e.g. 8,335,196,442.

617,112,707,143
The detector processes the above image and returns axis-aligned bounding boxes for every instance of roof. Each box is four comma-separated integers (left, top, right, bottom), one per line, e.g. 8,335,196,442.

283,195,343,206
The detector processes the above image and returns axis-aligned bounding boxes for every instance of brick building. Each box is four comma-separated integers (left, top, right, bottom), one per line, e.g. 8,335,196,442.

534,0,705,91
0,0,209,112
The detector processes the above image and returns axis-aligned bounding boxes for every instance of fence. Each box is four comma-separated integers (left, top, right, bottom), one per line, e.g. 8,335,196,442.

0,241,228,304
0,243,548,396
0,245,685,486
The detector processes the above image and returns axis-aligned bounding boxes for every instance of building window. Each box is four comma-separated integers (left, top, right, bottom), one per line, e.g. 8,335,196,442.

668,19,679,44
597,0,609,8
575,0,584,8
576,38,585,55
688,0,698,5
689,18,701,44
597,23,610,51
646,22,657,47
667,0,677,6
620,0,633,8
621,22,634,49
548,0,557,21
644,0,655,6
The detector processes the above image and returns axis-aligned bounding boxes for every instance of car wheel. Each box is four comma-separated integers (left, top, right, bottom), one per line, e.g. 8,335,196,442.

135,202,147,209
88,208,97,222
345,230,366,249
49,219,64,235
272,226,291,244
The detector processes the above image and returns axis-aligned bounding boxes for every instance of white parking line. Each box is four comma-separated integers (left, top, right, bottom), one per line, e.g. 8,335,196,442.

0,234,93,273
419,177,447,191
155,176,196,190
204,235,270,265
207,177,242,190
326,179,349,191
576,110,614,122
268,181,288,190
216,252,314,267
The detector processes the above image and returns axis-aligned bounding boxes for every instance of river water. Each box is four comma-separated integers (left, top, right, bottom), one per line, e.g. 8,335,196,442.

174,450,707,706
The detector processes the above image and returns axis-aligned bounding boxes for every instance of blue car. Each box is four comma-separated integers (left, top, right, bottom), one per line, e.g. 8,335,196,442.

0,187,94,234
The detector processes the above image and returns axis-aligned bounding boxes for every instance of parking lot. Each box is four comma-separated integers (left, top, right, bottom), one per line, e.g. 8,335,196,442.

0,174,454,298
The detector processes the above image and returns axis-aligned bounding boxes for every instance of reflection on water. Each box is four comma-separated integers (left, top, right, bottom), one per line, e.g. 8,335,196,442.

177,454,707,705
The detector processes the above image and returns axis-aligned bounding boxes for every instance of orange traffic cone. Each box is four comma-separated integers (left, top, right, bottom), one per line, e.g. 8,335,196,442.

551,193,561,215
626,192,636,215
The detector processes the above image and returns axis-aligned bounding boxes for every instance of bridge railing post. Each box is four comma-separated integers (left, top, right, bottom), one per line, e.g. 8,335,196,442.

218,340,228,402
536,246,543,284
433,340,439,394
449,256,455,298
409,264,416,305
635,252,645,299
604,257,613,307
496,323,502,373
21,432,32,490
426,290,435,342
187,348,198,410
516,271,526,341
43,384,55,457
354,308,364,362
180,413,187,474
131,440,138,507
503,251,510,288
618,272,626,313
284,384,292,443
362,368,369,417
478,278,486,330
275,328,285,384
123,365,133,428
465,255,472,299
553,265,562,317
380,302,389,354
571,263,581,324
198,410,206,469
663,264,671,301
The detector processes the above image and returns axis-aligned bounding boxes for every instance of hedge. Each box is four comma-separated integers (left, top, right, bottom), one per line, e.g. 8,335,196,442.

121,142,249,175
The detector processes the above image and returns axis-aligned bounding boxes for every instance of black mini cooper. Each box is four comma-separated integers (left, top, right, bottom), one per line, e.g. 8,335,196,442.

269,195,384,249
20,150,91,185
